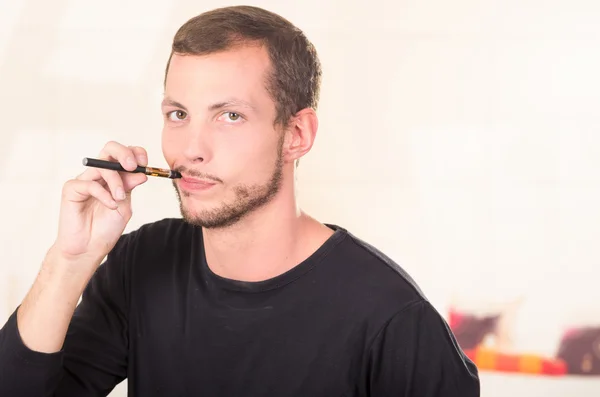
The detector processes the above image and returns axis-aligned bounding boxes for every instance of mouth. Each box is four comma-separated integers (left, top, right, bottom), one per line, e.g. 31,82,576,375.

178,175,218,192
181,175,214,184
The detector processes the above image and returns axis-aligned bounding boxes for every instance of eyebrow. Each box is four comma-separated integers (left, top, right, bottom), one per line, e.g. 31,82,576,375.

161,97,256,113
208,98,256,112
161,98,188,111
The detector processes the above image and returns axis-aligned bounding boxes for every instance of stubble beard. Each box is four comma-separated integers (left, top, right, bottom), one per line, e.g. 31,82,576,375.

173,142,284,230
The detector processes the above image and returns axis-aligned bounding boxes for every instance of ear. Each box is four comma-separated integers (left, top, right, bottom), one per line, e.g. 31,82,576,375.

282,108,318,164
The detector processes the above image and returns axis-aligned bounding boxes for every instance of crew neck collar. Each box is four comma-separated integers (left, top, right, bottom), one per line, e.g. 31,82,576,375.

199,224,347,293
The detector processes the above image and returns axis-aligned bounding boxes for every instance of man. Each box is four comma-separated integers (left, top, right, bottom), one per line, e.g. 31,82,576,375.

0,5,479,397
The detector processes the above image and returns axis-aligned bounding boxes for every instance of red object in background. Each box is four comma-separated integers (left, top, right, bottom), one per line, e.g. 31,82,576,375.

556,326,600,375
449,307,568,376
463,348,567,376
448,309,500,350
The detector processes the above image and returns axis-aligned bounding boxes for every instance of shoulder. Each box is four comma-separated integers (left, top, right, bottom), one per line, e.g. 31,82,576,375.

367,299,480,396
106,217,196,270
99,218,198,294
325,225,426,303
127,217,193,242
80,218,193,311
344,228,424,294
116,217,194,250
318,225,435,331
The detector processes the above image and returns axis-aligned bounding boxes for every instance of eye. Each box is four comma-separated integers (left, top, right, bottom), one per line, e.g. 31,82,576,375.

218,112,244,123
227,112,240,121
167,110,187,121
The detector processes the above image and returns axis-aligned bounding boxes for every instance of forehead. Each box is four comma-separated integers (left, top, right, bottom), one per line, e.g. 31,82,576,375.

165,46,272,105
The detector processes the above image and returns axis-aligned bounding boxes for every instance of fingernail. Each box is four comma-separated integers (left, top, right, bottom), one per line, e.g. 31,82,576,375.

116,187,126,201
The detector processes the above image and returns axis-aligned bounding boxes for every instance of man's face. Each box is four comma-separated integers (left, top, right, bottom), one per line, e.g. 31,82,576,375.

161,46,285,229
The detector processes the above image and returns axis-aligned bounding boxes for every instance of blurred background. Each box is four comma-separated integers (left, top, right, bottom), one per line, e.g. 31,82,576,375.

1,0,599,395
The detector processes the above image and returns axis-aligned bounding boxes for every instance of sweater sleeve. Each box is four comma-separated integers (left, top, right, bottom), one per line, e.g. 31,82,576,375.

367,300,480,397
0,234,133,397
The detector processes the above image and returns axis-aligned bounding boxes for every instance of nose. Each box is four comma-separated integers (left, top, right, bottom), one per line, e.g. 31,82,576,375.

182,122,213,164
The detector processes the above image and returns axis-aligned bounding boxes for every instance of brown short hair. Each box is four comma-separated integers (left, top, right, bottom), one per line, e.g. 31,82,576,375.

165,5,322,126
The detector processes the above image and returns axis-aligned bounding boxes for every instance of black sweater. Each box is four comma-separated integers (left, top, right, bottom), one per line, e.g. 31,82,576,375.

0,218,479,396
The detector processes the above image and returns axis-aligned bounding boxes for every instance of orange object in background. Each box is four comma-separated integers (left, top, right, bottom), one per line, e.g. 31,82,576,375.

464,347,567,376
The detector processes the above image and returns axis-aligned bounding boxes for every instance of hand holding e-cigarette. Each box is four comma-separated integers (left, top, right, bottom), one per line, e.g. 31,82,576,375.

52,141,151,264
17,141,153,354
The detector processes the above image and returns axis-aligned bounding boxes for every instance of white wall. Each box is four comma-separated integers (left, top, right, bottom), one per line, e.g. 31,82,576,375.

1,0,599,396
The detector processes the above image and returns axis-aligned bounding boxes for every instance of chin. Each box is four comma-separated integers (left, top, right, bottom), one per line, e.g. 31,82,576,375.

177,198,236,228
180,201,216,220
171,164,284,229
180,207,246,229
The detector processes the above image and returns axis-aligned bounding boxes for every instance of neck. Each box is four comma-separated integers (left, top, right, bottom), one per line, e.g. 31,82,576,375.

202,184,332,282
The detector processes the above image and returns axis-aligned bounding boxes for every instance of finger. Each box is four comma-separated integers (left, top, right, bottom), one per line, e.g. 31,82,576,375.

122,172,148,192
95,167,127,201
75,167,110,189
76,166,103,182
129,146,148,167
63,179,118,209
95,141,141,201
99,141,139,172
76,160,124,199
78,144,148,198
122,146,149,191
97,164,148,199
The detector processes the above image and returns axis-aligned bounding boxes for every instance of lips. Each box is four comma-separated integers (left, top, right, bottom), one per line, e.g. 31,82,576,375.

178,174,217,192
181,176,214,185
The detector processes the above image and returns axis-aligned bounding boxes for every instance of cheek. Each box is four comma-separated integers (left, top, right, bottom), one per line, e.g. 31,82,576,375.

161,130,180,167
233,134,280,178
234,129,272,157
